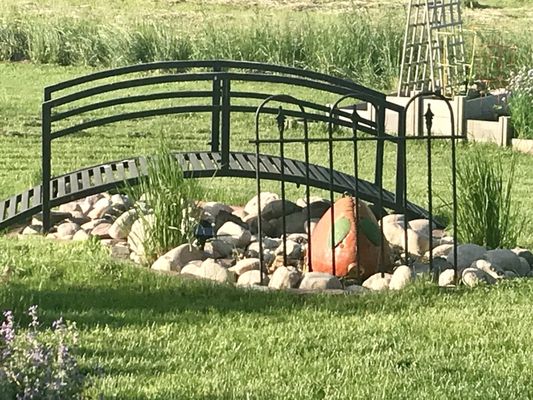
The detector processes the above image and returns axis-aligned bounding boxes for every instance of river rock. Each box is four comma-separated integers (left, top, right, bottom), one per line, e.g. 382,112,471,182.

430,243,454,258
151,243,206,272
446,244,486,272
512,248,533,267
438,269,456,287
229,258,261,275
408,219,435,237
217,221,252,248
471,259,505,280
109,209,138,239
518,257,531,277
88,198,112,220
56,222,80,238
261,199,301,220
197,259,235,283
205,239,234,259
237,270,268,287
462,267,495,287
382,214,405,226
244,192,280,215
72,229,90,241
127,214,155,257
299,272,343,290
389,265,414,290
268,266,302,289
273,211,307,235
362,272,392,291
59,201,82,214
90,222,112,239
274,240,301,260
484,249,525,276
22,225,42,235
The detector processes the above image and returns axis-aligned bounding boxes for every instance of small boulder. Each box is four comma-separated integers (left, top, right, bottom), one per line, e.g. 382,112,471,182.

268,266,302,290
72,229,90,241
484,249,525,276
446,244,486,272
88,198,112,220
438,269,456,287
244,192,279,215
430,243,454,259
56,222,80,238
362,273,392,291
237,270,269,287
512,248,533,267
109,209,138,239
127,215,155,257
471,259,505,280
299,272,343,290
90,222,112,239
389,265,414,290
152,243,207,273
462,267,495,287
22,225,42,235
517,257,531,277
216,221,252,248
229,258,261,275
204,239,234,259
197,259,235,283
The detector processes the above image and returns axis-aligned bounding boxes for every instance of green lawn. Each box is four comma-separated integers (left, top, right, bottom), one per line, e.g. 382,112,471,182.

1,1,533,398
1,237,533,399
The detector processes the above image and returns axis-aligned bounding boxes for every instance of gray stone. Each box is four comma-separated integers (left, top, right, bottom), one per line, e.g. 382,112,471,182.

72,229,90,241
430,244,454,259
295,196,329,208
389,265,413,290
244,192,280,215
299,272,343,290
261,199,301,220
22,225,42,235
438,269,456,287
127,215,155,257
205,239,234,259
512,248,533,267
408,219,435,237
88,198,112,220
362,273,392,291
345,285,370,294
274,211,307,235
56,222,80,238
274,240,302,260
268,266,302,290
90,222,112,239
110,242,130,259
229,258,261,275
471,259,505,280
382,214,406,226
517,257,531,277
109,209,138,239
152,243,206,272
462,267,495,287
504,270,517,279
110,194,130,211
286,233,308,244
32,211,71,226
201,202,234,222
446,244,486,272
237,270,268,287
59,201,82,214
300,200,331,219
484,249,526,276
197,259,235,283
180,263,202,277
81,218,108,233
382,222,428,256
216,221,252,248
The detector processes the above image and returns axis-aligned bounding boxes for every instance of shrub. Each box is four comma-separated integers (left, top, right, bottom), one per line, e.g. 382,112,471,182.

456,146,522,248
508,67,533,139
0,305,85,399
127,146,204,264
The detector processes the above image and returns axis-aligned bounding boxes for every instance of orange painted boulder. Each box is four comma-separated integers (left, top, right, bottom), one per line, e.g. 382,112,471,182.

308,196,391,280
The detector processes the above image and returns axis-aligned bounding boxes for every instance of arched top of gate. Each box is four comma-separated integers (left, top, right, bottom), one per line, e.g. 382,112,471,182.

44,59,385,102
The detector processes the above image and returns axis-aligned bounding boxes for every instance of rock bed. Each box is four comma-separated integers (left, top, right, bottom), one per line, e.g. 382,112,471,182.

18,191,533,293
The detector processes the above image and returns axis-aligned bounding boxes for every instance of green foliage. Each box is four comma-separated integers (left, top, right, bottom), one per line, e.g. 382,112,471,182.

456,146,523,248
508,67,533,139
126,146,203,264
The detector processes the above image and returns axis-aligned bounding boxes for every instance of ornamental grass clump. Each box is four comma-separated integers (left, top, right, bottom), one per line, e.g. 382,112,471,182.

508,67,533,139
0,305,85,399
128,146,204,264
456,147,522,249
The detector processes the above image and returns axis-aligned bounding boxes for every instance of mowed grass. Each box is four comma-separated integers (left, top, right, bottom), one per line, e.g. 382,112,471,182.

1,237,533,399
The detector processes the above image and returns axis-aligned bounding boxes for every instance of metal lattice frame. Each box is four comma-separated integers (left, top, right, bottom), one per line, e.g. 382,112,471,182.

398,0,468,97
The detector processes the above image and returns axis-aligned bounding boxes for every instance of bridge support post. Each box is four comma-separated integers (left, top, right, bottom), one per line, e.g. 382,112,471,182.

211,67,221,152
42,102,52,232
221,77,231,169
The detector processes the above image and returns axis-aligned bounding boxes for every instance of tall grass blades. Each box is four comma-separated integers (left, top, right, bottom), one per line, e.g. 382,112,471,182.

508,67,533,139
127,146,203,264
456,146,522,248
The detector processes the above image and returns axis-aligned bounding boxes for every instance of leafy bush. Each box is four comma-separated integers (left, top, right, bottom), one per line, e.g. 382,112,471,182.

128,146,204,264
0,306,85,399
456,146,522,248
508,67,533,139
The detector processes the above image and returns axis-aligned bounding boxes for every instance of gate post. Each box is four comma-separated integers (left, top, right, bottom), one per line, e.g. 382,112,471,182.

41,101,52,232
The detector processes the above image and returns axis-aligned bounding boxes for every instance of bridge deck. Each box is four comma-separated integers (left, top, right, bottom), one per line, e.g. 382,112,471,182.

0,151,433,231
